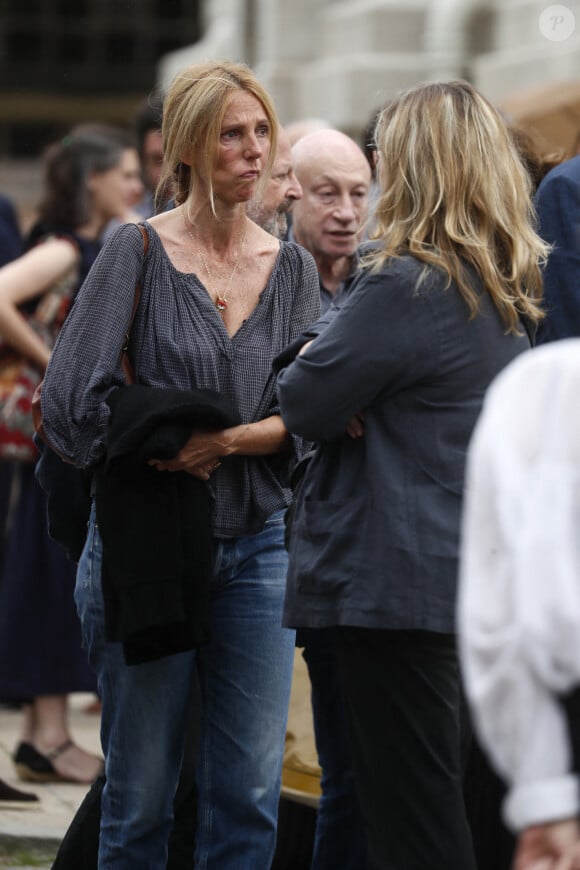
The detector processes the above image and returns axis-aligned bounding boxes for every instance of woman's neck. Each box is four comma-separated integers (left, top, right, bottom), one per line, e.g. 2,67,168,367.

181,201,248,255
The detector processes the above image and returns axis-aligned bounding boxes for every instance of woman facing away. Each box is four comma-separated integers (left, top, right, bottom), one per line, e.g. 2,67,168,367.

38,61,320,869
276,80,548,870
0,127,141,784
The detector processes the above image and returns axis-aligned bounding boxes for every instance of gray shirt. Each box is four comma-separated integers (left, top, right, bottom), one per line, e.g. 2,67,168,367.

41,221,321,537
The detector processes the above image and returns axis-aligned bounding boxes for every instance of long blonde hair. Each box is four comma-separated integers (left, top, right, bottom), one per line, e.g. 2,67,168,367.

367,80,548,332
157,60,278,214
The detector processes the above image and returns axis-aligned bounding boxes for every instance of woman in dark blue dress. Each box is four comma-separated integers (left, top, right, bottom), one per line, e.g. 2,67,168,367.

0,127,141,783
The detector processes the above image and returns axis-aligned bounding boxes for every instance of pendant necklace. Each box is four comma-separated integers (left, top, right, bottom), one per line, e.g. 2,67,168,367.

183,209,247,313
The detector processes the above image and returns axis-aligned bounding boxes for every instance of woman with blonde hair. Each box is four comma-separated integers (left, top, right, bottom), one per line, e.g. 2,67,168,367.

38,61,320,868
276,80,547,869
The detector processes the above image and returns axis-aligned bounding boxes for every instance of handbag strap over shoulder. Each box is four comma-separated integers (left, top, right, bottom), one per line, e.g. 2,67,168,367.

32,223,149,444
120,224,149,384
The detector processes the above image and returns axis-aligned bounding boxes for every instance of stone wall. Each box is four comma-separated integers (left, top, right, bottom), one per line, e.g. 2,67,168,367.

158,0,580,147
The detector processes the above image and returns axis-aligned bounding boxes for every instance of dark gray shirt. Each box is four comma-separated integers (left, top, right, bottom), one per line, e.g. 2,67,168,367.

278,254,530,632
41,222,321,537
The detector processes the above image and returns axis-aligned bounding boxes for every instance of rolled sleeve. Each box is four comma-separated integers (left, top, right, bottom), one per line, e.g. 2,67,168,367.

504,774,580,832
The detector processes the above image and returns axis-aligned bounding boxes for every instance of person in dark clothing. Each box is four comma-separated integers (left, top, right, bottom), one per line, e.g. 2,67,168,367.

0,192,23,568
534,155,580,344
0,191,41,808
132,93,165,218
0,128,140,785
0,194,22,268
458,120,565,870
276,79,547,870
288,127,372,870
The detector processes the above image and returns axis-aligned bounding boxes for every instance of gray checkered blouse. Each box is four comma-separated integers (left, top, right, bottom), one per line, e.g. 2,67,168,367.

41,221,321,537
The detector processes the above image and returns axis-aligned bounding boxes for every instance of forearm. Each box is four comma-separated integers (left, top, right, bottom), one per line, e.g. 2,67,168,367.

0,239,78,370
218,415,291,458
149,415,291,479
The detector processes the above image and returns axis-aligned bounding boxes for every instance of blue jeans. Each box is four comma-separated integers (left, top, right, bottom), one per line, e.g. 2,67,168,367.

75,504,295,869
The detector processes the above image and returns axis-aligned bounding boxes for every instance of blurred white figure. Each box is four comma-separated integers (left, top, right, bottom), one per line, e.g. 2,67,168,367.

459,339,580,870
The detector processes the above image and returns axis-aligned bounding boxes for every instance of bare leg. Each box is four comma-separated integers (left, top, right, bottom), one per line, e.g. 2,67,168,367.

20,703,33,742
18,695,102,783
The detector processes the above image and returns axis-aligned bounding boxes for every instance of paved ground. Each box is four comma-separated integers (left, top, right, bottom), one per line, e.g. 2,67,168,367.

0,693,102,869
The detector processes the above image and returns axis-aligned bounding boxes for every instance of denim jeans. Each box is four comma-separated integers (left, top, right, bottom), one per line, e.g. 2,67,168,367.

75,504,295,869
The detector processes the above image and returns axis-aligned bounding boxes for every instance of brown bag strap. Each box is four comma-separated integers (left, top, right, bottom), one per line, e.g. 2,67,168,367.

120,224,149,384
33,223,149,444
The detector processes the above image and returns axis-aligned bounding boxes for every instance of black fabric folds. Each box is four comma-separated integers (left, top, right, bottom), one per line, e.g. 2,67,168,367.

34,436,93,563
95,385,239,665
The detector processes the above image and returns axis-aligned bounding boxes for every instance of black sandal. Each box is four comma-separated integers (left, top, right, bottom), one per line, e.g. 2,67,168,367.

13,739,102,784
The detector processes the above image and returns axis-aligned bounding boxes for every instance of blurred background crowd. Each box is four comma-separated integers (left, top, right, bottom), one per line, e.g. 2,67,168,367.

2,0,580,229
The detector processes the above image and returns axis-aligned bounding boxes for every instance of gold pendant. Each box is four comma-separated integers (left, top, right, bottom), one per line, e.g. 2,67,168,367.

216,295,228,312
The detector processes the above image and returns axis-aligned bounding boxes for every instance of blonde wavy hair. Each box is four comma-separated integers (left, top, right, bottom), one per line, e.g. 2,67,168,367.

157,60,278,214
367,80,548,332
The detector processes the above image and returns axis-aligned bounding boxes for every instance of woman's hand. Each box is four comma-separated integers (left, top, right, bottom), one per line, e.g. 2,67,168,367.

148,428,234,480
148,416,291,481
346,412,365,439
